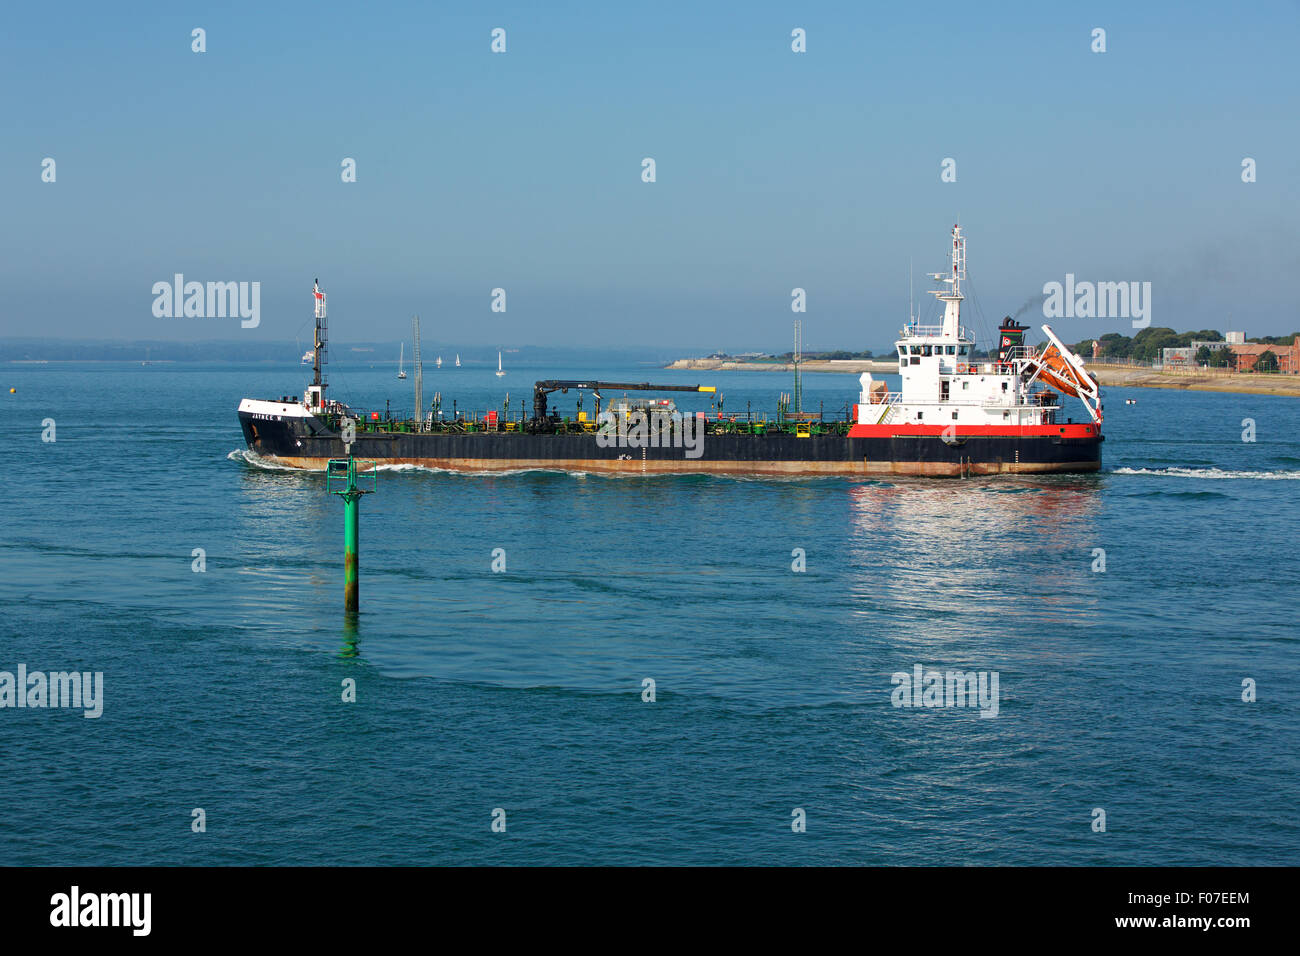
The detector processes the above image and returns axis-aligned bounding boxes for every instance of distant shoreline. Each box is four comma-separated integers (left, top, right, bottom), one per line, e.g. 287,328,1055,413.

1086,364,1300,398
665,358,896,374
665,358,1300,397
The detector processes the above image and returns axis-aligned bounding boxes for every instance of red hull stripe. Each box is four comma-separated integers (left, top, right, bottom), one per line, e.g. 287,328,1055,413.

847,423,1100,439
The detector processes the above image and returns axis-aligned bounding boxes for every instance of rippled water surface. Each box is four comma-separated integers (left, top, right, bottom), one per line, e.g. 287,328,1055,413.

2,362,1297,865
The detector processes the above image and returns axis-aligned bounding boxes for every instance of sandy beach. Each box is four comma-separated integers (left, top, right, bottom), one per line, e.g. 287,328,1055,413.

1085,364,1300,397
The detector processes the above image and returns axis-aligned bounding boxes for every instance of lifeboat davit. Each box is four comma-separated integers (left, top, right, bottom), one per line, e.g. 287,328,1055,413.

1035,343,1097,398
1027,325,1104,423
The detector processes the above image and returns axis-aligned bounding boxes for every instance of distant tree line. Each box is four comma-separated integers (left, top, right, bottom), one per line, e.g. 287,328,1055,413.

715,325,1297,369
1194,345,1236,368
1069,328,1227,364
1075,328,1221,362
1070,327,1298,368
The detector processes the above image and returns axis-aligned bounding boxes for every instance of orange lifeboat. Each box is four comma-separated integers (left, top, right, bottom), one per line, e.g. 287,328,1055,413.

1034,342,1097,399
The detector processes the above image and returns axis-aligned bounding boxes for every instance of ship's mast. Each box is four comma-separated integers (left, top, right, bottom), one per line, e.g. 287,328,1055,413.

412,315,423,425
793,318,803,413
908,258,914,325
928,224,965,338
311,279,328,410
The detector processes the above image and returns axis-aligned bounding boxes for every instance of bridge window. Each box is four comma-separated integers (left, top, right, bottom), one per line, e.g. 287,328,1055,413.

958,345,969,355
945,345,956,355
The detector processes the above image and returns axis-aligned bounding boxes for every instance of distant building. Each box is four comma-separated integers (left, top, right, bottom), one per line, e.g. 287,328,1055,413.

1190,340,1229,352
1225,331,1246,344
1161,347,1195,368
1231,338,1300,373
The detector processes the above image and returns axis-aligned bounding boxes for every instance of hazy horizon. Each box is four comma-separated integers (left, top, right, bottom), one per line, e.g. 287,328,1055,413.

4,2,1296,352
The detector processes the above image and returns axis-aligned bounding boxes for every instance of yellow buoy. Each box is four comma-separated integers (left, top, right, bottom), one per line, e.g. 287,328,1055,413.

8,388,14,393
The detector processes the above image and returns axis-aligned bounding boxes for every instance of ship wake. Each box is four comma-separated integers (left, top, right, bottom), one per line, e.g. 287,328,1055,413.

1113,466,1300,480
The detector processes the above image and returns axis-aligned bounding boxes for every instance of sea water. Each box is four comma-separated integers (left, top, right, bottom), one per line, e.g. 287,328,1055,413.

1,361,1296,865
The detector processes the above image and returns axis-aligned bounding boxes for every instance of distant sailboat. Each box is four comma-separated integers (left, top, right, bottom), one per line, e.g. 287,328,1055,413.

496,350,506,377
436,355,442,368
301,349,314,365
398,343,407,379
455,354,461,368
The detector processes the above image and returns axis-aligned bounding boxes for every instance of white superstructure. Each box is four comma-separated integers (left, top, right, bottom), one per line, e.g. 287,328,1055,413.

855,225,1102,429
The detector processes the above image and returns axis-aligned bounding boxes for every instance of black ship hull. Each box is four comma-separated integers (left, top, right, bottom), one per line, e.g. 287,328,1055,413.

239,410,1102,477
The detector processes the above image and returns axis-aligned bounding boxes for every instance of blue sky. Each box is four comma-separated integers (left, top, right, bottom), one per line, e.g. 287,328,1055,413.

2,1,1297,351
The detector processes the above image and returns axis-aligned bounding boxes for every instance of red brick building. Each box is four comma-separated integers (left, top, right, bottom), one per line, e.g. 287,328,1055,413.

1231,338,1300,373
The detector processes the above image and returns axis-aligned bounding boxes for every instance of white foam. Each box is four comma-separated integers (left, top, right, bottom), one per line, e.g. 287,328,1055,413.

226,449,303,472
1113,466,1300,480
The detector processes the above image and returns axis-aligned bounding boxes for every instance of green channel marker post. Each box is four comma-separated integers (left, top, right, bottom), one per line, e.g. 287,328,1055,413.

326,454,377,614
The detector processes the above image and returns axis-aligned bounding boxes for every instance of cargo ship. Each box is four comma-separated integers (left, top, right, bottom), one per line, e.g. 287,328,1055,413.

237,227,1103,476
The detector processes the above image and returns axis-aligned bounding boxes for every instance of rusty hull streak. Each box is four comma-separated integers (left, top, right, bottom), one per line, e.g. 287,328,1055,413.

251,455,1101,477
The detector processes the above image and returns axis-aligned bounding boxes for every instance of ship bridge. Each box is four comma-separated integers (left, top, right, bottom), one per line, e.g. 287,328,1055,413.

854,226,1102,429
